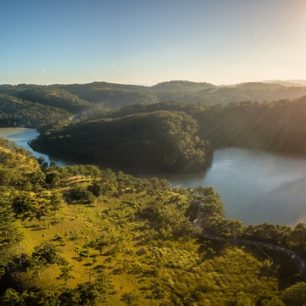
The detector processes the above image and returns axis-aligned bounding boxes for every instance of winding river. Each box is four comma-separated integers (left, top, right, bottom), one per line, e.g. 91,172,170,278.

1,127,306,226
0,127,71,167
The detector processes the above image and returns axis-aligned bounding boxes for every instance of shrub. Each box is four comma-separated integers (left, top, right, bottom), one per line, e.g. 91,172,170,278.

65,187,95,204
32,242,62,265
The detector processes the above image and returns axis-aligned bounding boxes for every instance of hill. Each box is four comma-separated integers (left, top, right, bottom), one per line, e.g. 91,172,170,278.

109,96,306,155
264,80,306,87
17,87,90,113
52,80,306,106
1,138,306,305
32,111,208,173
2,80,306,129
33,95,306,174
0,94,70,128
151,81,306,105
61,82,158,107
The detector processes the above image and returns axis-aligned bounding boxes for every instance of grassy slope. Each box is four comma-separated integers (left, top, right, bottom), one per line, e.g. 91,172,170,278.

16,187,278,305
0,138,279,305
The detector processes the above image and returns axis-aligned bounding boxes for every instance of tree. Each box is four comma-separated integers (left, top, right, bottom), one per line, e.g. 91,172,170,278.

59,262,74,285
50,192,62,212
12,193,36,220
290,223,306,249
260,296,285,306
37,156,48,170
205,218,244,239
231,292,254,306
140,202,196,239
283,282,306,306
32,242,61,265
88,181,102,197
1,288,22,306
45,170,61,187
187,187,225,228
65,187,95,204
0,198,21,278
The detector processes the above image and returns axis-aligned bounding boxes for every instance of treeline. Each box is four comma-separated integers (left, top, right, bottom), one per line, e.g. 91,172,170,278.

17,87,90,113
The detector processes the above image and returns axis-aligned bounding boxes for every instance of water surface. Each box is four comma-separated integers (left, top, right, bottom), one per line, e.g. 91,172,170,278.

169,148,306,225
0,127,70,167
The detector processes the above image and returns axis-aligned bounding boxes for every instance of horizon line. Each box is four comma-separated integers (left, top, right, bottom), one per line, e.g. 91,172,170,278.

2,79,306,88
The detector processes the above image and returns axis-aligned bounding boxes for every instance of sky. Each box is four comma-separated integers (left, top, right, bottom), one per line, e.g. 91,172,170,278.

1,0,306,85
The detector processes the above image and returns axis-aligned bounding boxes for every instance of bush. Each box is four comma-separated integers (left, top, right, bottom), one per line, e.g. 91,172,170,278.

283,282,306,306
65,187,95,204
12,193,36,220
88,181,102,197
32,242,62,265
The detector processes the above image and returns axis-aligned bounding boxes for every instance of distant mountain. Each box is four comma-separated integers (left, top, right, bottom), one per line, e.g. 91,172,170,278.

151,80,215,93
17,87,90,112
60,82,158,106
3,80,306,109
0,94,70,128
204,82,306,103
263,80,306,87
2,80,306,128
151,80,215,103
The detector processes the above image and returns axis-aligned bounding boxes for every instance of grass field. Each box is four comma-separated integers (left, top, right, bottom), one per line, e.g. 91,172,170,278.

14,189,279,305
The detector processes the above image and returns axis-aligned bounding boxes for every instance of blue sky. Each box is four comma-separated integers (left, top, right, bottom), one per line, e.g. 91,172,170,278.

1,0,306,85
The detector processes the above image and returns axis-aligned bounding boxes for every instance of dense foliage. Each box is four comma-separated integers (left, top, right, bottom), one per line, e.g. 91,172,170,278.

0,95,70,128
0,199,20,277
33,111,208,173
33,95,306,175
109,96,306,154
17,87,90,113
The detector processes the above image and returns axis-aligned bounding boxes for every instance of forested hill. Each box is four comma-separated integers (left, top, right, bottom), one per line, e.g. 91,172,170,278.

33,95,306,174
152,81,306,105
32,111,208,173
0,94,71,128
48,80,306,106
110,96,306,154
2,81,306,128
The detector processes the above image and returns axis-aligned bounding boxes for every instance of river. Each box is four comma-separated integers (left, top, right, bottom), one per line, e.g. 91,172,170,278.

1,127,306,225
0,127,71,167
